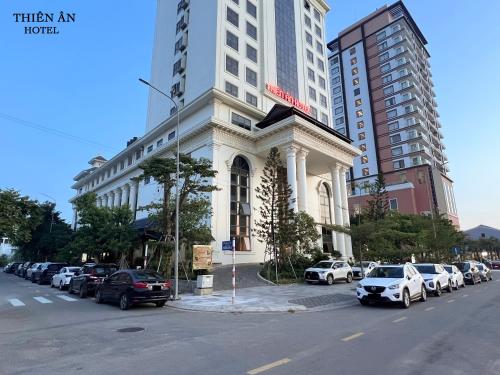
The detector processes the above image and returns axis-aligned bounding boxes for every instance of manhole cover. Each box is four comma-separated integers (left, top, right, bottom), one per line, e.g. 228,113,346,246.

116,327,145,333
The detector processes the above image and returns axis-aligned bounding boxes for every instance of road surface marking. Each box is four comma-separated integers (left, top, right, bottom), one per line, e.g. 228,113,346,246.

56,295,77,302
393,317,407,323
247,358,291,374
425,307,435,311
447,299,455,303
342,332,365,342
462,294,468,298
33,297,52,304
8,299,25,307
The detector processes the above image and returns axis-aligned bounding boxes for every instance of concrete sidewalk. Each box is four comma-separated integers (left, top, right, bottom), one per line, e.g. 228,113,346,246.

168,282,357,313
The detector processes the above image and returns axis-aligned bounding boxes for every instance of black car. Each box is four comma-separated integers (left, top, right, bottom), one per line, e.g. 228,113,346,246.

453,262,481,285
68,263,118,298
5,262,22,274
18,262,34,278
32,262,67,284
95,270,171,310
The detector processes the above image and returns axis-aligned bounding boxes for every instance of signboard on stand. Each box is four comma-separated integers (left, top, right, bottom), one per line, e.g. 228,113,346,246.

192,245,213,271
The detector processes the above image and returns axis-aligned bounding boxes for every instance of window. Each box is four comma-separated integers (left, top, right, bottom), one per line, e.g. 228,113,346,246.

231,157,251,251
361,156,368,164
350,47,356,55
355,98,362,107
316,41,323,54
157,138,163,147
320,94,327,108
337,127,346,134
313,8,321,22
354,88,360,96
404,105,413,114
332,76,341,85
168,131,176,140
319,76,326,89
390,134,402,144
225,81,238,97
317,58,325,72
332,56,339,64
382,74,392,84
378,42,388,51
231,0,239,4
357,121,364,129
245,67,257,86
305,15,311,28
231,112,251,130
399,172,408,183
147,145,153,153
362,168,370,176
172,58,183,76
387,109,397,119
385,97,396,107
246,92,257,107
307,67,315,81
333,96,342,105
246,44,257,62
247,0,256,18
359,143,367,151
334,107,343,115
226,55,239,76
383,85,394,95
389,198,398,211
392,146,403,156
306,32,313,45
352,67,359,75
331,66,339,74
356,109,363,118
319,183,332,224
358,132,366,140
246,21,257,40
393,160,405,169
333,85,341,94
381,63,391,73
309,86,317,101
227,7,239,27
353,78,359,86
306,49,314,63
321,113,328,125
135,150,141,160
335,117,344,125
310,106,317,119
410,143,418,152
226,30,238,50
351,57,357,65
388,121,399,131
315,25,322,38
376,31,386,41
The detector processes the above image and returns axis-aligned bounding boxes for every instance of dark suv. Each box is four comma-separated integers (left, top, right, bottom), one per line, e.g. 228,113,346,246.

32,262,67,284
453,261,481,285
68,263,118,298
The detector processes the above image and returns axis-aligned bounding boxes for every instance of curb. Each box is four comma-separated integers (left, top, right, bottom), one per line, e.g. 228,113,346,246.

167,303,307,313
256,270,277,286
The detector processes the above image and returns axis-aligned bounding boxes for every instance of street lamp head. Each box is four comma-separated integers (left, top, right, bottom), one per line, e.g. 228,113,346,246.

138,78,150,87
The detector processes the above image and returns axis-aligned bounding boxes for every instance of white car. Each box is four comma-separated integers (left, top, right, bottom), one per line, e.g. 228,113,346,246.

357,263,427,308
351,261,378,278
414,264,452,296
304,260,353,285
25,263,42,280
51,267,81,290
444,264,465,290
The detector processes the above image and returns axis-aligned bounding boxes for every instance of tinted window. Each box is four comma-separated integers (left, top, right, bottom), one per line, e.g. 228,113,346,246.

368,267,404,278
68,267,80,272
454,263,470,272
94,266,117,276
312,262,332,269
132,271,164,282
414,265,437,274
47,264,64,271
444,266,453,273
118,273,132,283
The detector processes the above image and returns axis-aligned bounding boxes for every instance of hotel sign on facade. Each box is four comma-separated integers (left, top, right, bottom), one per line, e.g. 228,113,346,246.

265,83,311,114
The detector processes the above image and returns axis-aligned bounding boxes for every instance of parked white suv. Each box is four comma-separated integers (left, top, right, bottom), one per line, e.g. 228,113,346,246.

356,263,427,308
414,264,452,296
351,261,378,278
304,260,353,285
444,264,465,290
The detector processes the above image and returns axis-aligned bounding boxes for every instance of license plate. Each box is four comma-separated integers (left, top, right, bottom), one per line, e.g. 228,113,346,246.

152,285,161,291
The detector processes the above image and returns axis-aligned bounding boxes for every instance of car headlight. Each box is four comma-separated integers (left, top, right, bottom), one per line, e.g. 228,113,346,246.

357,283,363,288
388,284,399,290
465,273,471,278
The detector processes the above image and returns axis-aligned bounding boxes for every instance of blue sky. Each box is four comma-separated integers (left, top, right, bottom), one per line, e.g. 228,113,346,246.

0,0,498,230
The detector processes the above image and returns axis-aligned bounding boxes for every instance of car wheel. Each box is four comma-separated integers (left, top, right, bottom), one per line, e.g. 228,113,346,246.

326,274,334,285
155,301,166,308
306,281,313,284
400,289,410,309
346,273,353,283
68,282,74,294
95,290,103,304
446,281,453,293
359,299,369,306
31,275,36,283
435,283,442,297
119,294,130,310
462,281,466,288
489,276,493,281
37,277,42,285
420,285,427,302
79,285,87,299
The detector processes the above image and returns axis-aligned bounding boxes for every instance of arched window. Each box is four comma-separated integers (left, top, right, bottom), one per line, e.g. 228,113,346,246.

319,183,332,224
230,156,251,251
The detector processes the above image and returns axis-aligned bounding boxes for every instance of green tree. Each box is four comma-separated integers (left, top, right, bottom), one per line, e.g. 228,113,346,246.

0,189,41,245
365,174,389,221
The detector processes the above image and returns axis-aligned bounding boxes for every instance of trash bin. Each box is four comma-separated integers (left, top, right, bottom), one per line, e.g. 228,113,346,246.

196,275,213,289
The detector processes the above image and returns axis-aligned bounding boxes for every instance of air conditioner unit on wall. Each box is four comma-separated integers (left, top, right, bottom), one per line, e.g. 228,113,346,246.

178,55,187,73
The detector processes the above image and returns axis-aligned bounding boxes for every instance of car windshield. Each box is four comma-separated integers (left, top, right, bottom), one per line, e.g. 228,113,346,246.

47,264,63,271
414,265,437,274
454,263,470,272
94,266,117,275
67,267,80,272
313,262,332,269
368,267,403,278
133,271,164,282
477,265,484,270
444,266,453,273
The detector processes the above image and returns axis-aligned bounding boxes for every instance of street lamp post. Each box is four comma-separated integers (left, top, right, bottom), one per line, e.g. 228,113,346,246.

139,78,180,300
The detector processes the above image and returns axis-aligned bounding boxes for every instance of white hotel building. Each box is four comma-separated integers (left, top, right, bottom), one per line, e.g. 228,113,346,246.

70,0,361,265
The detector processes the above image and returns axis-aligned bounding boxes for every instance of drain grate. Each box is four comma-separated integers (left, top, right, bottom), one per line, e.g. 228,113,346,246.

289,294,354,308
116,327,145,333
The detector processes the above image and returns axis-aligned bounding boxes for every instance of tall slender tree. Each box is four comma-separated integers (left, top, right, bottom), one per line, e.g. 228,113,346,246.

366,173,389,221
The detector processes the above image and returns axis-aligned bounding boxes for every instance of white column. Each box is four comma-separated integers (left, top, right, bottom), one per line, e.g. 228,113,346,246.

331,165,346,259
97,197,102,207
108,192,114,207
121,186,129,207
286,146,298,212
103,194,109,208
297,149,308,212
113,189,121,207
339,166,353,258
72,206,78,230
129,181,138,219
329,190,338,251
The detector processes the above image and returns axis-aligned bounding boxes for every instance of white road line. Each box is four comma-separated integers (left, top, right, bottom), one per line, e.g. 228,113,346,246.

447,299,455,303
33,296,52,304
247,358,291,374
342,332,365,342
56,295,77,302
425,307,435,311
462,294,469,298
8,299,25,307
393,317,407,323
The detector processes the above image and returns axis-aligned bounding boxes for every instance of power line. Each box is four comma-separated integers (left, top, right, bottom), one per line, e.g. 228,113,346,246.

0,112,118,151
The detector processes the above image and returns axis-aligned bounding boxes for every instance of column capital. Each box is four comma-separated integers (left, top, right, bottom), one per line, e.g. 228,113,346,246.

285,144,300,157
297,148,310,159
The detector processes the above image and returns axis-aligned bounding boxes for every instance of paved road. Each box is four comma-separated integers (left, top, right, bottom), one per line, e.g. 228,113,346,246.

1,271,499,374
